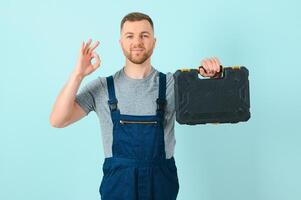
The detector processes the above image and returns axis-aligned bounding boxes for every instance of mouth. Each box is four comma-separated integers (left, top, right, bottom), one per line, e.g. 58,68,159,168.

131,48,144,52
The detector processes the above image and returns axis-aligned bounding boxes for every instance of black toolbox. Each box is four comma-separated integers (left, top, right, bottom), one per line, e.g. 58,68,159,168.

174,66,250,125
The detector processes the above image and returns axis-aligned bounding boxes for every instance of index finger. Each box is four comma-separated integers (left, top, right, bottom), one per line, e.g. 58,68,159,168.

88,41,100,54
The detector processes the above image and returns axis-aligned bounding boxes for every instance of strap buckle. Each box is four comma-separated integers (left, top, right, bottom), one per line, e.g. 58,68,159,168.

156,98,166,112
108,99,118,111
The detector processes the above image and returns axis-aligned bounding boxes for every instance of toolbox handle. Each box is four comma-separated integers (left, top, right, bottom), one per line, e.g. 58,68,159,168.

198,65,223,79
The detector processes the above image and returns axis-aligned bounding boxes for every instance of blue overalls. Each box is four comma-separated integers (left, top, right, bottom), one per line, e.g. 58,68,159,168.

99,72,179,200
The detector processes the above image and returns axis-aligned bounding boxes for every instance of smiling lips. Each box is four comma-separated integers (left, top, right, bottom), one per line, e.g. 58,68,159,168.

132,48,144,52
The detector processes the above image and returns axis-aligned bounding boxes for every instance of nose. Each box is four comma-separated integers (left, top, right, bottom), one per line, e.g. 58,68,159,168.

132,36,143,45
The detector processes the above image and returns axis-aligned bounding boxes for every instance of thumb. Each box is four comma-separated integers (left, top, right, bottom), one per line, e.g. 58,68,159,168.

199,67,208,77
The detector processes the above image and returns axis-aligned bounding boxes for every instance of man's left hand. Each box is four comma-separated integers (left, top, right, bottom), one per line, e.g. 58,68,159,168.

199,57,223,78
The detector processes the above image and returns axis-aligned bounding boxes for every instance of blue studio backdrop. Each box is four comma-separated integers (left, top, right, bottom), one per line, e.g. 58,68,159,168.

1,0,300,200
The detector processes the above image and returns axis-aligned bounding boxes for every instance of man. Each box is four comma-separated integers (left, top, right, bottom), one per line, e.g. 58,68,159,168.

49,12,222,200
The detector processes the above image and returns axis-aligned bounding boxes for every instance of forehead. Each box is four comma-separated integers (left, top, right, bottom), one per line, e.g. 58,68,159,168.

121,20,153,35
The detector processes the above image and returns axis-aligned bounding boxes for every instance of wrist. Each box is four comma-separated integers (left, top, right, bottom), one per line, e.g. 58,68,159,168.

70,71,84,82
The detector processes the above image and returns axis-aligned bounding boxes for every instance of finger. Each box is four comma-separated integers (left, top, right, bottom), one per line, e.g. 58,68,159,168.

207,58,215,74
85,39,93,54
92,53,101,70
84,38,92,49
79,41,84,54
212,57,221,72
210,57,219,73
88,41,100,54
214,57,221,66
84,38,92,54
212,57,222,74
202,58,210,73
201,58,207,69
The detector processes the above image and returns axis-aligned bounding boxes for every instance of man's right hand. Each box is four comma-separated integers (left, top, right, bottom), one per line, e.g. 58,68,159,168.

73,38,101,78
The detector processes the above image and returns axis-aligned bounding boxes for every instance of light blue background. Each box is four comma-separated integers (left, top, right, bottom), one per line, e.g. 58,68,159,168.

1,0,300,199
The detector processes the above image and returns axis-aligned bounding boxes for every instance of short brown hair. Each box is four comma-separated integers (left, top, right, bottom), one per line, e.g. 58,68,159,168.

120,12,154,32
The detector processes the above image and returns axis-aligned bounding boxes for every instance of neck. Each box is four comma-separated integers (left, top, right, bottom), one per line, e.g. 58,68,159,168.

124,58,152,79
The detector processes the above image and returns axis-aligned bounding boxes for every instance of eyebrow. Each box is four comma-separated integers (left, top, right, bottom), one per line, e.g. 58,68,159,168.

124,31,151,35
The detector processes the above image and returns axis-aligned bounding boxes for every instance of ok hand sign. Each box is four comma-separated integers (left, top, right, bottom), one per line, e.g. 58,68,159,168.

74,38,101,78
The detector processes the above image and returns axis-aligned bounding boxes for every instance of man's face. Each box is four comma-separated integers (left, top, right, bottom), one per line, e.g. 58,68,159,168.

119,20,156,65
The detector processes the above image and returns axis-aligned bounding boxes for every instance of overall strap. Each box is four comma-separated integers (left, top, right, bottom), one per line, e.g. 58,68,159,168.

156,72,167,118
106,76,120,121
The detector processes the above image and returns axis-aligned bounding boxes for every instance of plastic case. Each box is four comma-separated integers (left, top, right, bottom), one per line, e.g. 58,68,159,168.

174,66,250,125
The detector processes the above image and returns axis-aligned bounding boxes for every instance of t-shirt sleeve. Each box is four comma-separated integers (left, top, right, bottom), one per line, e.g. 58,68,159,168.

75,79,98,115
165,72,176,113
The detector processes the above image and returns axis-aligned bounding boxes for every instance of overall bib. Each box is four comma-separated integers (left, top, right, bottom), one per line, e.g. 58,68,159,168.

99,72,179,200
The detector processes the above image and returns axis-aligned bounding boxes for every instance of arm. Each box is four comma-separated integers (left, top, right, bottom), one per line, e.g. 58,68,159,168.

49,38,101,128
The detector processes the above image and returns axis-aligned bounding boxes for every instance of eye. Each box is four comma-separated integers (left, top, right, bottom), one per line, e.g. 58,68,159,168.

126,35,133,39
142,35,148,38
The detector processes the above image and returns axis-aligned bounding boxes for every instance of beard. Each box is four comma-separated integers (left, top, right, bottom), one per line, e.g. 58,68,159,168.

123,47,154,64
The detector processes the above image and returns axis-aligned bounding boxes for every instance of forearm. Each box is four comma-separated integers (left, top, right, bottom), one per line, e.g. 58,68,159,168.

49,72,84,127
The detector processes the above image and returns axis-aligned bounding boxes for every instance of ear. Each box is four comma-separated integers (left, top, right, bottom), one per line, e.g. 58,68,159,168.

153,37,157,48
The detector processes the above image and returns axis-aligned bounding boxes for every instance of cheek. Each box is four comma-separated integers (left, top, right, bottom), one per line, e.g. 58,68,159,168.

144,40,154,49
121,42,130,50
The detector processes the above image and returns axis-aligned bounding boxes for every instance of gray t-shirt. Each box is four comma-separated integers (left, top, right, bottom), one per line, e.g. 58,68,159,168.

75,66,176,159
